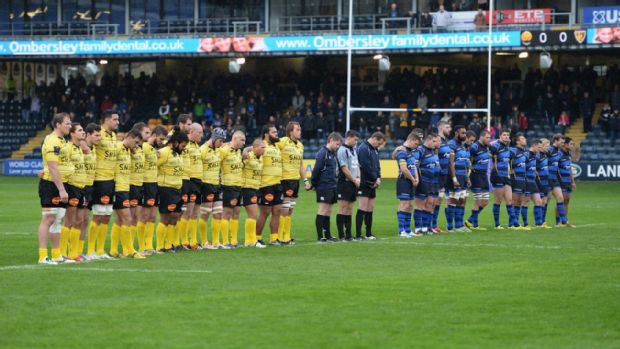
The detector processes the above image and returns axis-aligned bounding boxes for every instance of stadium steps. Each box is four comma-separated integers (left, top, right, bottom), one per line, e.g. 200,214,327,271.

10,129,49,160
565,103,605,146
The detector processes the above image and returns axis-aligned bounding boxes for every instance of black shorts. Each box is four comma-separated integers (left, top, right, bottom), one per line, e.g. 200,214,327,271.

396,177,415,201
525,180,539,196
92,180,115,205
490,173,511,189
189,178,202,205
470,171,489,193
38,179,66,208
448,175,468,193
259,184,284,206
241,188,259,206
158,186,183,214
221,185,241,208
83,185,93,209
181,179,190,205
511,177,526,194
201,183,221,203
316,188,337,204
282,179,300,199
337,180,357,202
415,180,438,200
129,185,143,208
142,182,158,207
357,183,377,199
113,191,131,210
66,183,85,208
439,174,450,191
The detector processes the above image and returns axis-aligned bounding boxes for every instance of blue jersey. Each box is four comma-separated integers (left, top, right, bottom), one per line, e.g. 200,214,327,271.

558,150,572,184
470,141,490,172
490,141,512,178
396,146,419,177
526,151,538,182
448,139,470,177
438,137,452,176
511,146,527,180
417,145,440,184
536,151,549,184
548,146,562,181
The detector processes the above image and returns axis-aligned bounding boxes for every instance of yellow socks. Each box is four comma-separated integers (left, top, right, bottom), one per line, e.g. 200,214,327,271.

211,219,221,246
178,218,189,246
220,219,230,245
96,223,108,256
165,224,176,249
121,225,132,256
230,219,239,246
156,223,167,251
38,248,48,262
137,221,145,252
60,225,70,257
87,222,99,255
68,228,81,259
198,218,208,245
51,248,61,260
278,216,286,242
144,221,155,251
188,219,198,246
110,224,121,256
269,233,278,243
283,216,292,242
245,218,256,245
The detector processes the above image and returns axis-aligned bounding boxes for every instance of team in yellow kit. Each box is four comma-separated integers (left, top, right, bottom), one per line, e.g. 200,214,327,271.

35,112,307,264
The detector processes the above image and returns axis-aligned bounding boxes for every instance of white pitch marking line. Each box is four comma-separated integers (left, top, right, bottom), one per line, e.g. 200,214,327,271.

0,265,212,273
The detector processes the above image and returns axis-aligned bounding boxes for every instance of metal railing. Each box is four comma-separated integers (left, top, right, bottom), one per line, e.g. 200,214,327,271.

139,17,251,35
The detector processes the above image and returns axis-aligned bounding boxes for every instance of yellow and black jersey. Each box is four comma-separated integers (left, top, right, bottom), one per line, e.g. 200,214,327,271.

158,146,184,189
142,142,158,183
186,141,202,179
67,142,86,189
200,143,221,185
277,137,304,180
84,146,96,186
260,141,282,188
181,147,191,180
95,129,117,181
41,133,72,182
114,142,131,192
243,151,262,190
219,145,243,187
130,144,145,187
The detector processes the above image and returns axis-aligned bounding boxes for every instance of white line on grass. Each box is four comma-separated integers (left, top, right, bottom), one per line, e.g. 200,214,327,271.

0,265,212,273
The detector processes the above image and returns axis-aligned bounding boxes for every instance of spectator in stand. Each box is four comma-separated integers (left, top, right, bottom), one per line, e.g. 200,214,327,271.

417,91,428,110
30,94,41,124
610,109,620,147
420,12,433,29
292,90,305,111
610,84,620,111
557,111,570,135
158,99,171,124
599,104,612,138
468,114,482,136
100,94,114,112
478,0,488,10
432,5,452,33
388,3,399,33
579,91,594,132
518,111,528,132
474,9,486,31
407,10,418,28
193,97,205,123
204,102,214,125
459,0,474,11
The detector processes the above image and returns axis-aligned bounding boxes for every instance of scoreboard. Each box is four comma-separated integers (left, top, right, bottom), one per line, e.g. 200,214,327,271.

520,30,588,46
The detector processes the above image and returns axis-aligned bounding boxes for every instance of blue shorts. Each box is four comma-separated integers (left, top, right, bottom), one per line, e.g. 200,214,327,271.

415,181,438,200
525,180,539,196
470,171,489,193
512,178,527,194
448,175,468,193
439,174,450,191
396,177,415,201
549,177,561,189
491,173,511,188
561,181,572,194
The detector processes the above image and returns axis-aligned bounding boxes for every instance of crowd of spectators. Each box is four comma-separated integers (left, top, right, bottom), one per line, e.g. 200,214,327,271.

12,62,620,143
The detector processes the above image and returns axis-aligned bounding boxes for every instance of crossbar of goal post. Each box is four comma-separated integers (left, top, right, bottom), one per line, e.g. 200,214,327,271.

349,107,489,113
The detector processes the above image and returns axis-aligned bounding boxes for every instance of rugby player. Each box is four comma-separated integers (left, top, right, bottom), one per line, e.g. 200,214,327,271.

394,131,421,237
218,130,246,249
526,139,546,228
547,135,568,227
91,110,119,259
241,139,266,247
435,121,452,234
277,122,309,245
355,132,385,240
156,128,189,252
137,125,167,254
536,138,552,228
336,130,361,241
128,123,150,254
310,132,342,242
62,123,87,261
198,128,226,249
489,129,514,229
446,126,471,232
176,114,193,250
510,133,528,229
256,124,284,246
37,113,73,264
180,123,204,250
82,124,102,259
559,137,577,227
465,130,491,230
109,128,145,258
413,133,441,235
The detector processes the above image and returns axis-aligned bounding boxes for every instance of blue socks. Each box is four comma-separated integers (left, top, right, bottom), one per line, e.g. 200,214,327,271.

455,206,465,228
445,205,455,230
414,209,422,231
493,204,501,227
521,206,529,226
534,206,543,226
557,203,567,224
432,205,440,229
397,211,412,234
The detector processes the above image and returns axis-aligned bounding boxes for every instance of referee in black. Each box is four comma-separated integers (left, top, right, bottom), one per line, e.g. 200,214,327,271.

355,132,386,240
310,132,342,242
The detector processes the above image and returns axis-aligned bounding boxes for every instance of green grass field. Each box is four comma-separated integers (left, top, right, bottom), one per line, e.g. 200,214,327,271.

0,177,618,349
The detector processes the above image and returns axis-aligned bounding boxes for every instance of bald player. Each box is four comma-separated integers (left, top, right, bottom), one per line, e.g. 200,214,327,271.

218,130,246,249
242,138,266,247
180,123,204,250
256,124,283,246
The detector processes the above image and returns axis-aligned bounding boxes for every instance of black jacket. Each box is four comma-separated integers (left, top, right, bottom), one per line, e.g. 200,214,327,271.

357,140,381,186
311,146,338,190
